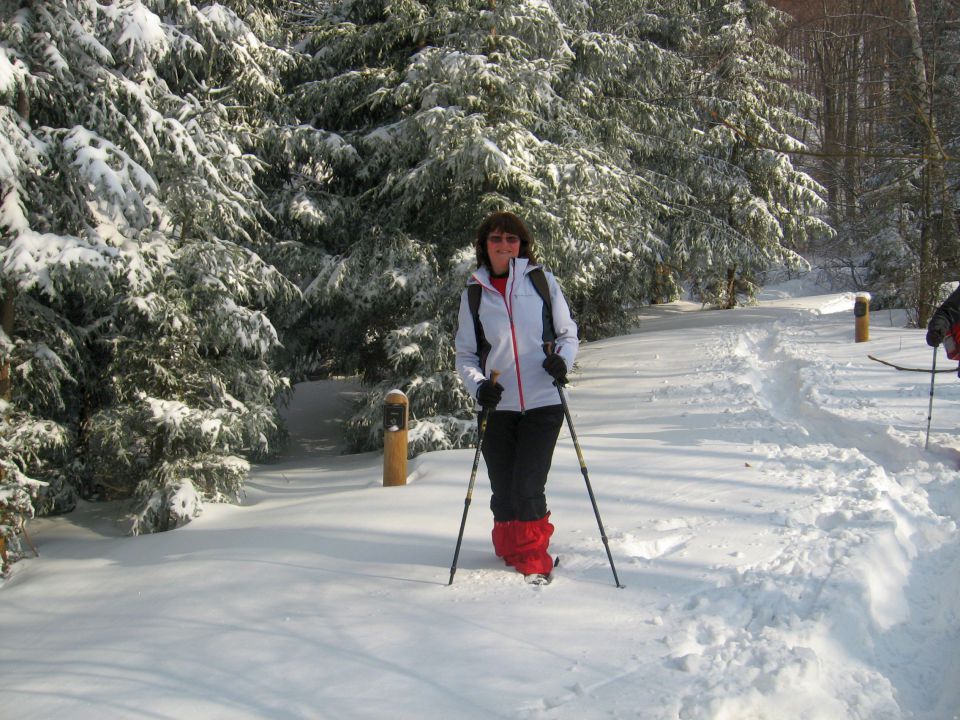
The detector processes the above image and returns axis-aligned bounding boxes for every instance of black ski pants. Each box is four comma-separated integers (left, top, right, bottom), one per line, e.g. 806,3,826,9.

480,404,564,522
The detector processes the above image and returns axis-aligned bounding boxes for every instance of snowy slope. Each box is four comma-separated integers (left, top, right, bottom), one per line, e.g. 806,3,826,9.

1,291,958,720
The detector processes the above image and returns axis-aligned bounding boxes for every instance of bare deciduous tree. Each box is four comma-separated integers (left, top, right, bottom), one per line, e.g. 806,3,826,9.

770,0,958,323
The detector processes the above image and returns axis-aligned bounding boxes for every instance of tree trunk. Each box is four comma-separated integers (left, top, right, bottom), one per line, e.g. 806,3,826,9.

0,281,15,401
899,0,955,326
814,40,842,223
725,267,737,310
843,19,863,220
4,77,27,399
0,280,12,566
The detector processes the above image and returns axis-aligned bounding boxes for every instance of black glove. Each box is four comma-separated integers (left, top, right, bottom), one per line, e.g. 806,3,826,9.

476,379,504,409
926,318,949,347
542,353,568,385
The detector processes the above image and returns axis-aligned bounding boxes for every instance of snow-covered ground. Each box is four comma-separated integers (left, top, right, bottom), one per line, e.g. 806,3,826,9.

2,289,958,720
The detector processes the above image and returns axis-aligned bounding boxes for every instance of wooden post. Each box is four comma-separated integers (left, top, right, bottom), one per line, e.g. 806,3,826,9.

383,389,409,487
854,292,870,342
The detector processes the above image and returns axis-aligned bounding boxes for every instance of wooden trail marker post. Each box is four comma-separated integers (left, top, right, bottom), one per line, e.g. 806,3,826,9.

854,292,870,343
383,389,409,487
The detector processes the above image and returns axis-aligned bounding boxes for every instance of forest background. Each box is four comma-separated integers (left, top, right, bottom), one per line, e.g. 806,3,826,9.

0,0,956,563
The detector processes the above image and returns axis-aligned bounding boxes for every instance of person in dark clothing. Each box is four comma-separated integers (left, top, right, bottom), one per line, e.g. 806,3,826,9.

926,285,960,355
454,212,578,580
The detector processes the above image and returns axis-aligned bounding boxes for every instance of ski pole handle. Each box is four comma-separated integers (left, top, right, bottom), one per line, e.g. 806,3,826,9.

542,341,569,386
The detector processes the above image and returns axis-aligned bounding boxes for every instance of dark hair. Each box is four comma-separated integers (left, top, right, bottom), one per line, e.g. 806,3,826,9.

475,211,538,270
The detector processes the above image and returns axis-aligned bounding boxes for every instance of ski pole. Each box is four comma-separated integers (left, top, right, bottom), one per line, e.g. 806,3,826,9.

925,345,937,450
554,380,624,589
448,371,500,586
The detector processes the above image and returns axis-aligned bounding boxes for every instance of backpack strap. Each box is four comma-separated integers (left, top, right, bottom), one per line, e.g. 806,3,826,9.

467,283,491,373
528,267,557,353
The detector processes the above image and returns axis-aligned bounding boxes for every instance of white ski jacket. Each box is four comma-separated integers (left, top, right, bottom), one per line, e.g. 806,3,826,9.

455,258,579,412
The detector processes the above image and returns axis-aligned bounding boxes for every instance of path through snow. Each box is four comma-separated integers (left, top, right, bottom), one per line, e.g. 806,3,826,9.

0,293,957,720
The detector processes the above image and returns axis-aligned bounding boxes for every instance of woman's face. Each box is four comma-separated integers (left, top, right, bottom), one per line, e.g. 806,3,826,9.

486,228,521,275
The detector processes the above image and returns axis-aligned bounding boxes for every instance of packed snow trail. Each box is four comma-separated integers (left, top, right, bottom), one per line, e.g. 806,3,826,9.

0,293,957,720
526,301,958,719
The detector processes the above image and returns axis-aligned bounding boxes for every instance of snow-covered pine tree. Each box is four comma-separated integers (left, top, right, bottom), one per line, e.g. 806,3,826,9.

278,0,829,454
547,0,701,315
277,0,697,452
0,0,300,550
582,0,828,308
679,0,828,305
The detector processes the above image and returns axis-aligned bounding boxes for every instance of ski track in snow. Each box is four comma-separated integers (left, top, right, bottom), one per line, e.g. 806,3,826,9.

523,308,958,720
655,319,912,718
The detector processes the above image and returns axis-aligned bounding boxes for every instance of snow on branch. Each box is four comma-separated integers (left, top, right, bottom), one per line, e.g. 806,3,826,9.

0,229,114,299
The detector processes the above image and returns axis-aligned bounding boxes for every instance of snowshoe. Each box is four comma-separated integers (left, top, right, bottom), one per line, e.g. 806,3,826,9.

524,556,559,585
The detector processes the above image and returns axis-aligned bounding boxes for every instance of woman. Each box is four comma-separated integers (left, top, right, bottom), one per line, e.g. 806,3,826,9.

454,211,579,581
